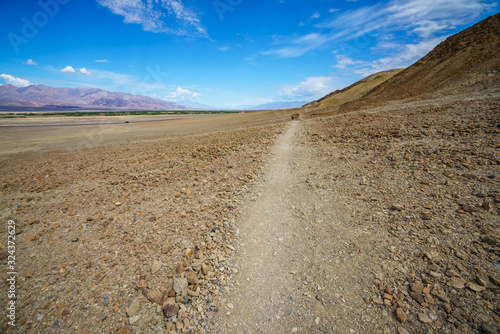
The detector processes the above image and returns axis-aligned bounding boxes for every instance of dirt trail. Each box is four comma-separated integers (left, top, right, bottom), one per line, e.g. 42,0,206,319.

211,120,392,333
215,121,301,333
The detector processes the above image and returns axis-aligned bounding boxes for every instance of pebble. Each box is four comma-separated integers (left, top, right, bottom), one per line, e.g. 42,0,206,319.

418,313,434,323
468,282,486,292
151,260,163,274
164,304,179,318
448,277,466,289
410,291,425,304
173,278,188,294
411,281,424,294
129,315,141,325
396,308,407,323
126,300,141,316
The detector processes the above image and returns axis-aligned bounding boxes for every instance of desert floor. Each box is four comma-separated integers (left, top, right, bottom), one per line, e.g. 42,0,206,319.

0,94,499,334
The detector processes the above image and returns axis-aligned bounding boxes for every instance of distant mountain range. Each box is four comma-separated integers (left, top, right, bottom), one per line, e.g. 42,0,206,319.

249,101,308,110
0,84,188,111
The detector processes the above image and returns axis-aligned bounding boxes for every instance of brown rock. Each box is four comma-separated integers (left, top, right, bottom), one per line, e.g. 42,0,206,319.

151,260,163,274
418,313,433,324
396,308,407,323
76,330,90,334
410,291,425,304
164,304,179,318
148,290,163,304
489,275,500,286
372,297,384,305
448,277,466,289
383,293,393,301
468,282,486,292
411,281,424,294
173,277,188,294
137,279,147,289
118,327,129,334
185,248,194,260
187,271,198,285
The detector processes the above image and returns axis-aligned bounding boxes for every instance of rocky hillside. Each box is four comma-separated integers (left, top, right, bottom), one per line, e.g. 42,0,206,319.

0,84,187,111
339,13,500,111
303,69,403,108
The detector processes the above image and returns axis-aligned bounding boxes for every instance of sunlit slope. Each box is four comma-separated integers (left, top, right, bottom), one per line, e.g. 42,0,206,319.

304,69,403,108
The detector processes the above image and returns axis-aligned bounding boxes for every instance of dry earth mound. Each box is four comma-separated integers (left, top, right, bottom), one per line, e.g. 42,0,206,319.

304,69,403,108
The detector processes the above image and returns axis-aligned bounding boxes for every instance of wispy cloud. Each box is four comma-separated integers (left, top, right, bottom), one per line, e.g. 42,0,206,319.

97,0,208,37
278,76,338,101
264,33,335,57
90,69,138,85
264,0,496,58
0,74,32,87
333,36,447,76
95,59,110,63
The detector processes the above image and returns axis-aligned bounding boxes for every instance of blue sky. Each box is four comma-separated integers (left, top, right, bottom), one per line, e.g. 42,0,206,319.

0,0,497,109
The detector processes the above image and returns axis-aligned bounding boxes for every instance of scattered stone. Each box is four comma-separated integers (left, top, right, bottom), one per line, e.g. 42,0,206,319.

411,281,424,294
164,304,179,318
126,300,141,316
468,282,486,292
410,291,425,304
372,297,384,305
448,277,467,289
418,313,434,324
173,278,188,294
396,308,407,323
151,260,163,274
129,315,141,325
118,327,129,334
148,290,163,304
76,329,90,334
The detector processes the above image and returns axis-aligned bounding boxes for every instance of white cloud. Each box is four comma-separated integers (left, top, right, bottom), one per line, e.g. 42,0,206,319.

264,33,335,57
332,55,366,69
97,0,208,37
95,59,110,63
80,68,92,76
24,59,38,66
311,12,320,19
60,66,76,73
265,0,496,58
329,8,340,13
278,76,338,101
334,37,447,76
0,74,32,87
217,46,231,51
166,87,201,101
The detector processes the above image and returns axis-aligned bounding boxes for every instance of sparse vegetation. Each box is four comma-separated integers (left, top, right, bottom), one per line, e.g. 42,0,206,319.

0,110,240,118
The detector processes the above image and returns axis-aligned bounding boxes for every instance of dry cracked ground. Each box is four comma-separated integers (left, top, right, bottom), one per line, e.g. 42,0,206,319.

0,92,499,334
